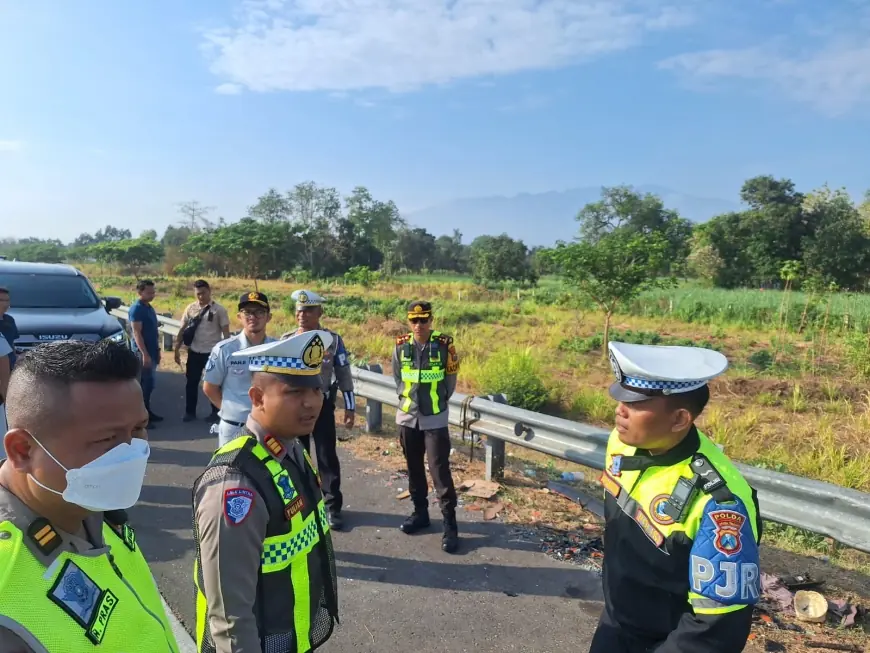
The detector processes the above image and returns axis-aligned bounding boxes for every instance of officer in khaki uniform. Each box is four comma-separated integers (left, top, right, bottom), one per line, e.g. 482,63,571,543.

283,289,355,530
590,341,762,653
392,300,461,553
193,330,339,653
0,339,180,652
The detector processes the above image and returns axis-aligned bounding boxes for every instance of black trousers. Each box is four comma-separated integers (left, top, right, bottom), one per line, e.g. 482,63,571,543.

185,350,218,417
299,395,343,513
399,425,457,514
589,610,659,653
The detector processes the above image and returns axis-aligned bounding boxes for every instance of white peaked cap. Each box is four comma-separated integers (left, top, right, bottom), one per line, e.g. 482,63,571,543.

233,330,334,387
292,289,325,309
607,341,728,403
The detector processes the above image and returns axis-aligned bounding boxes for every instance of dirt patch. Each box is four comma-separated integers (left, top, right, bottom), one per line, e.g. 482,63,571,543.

366,317,407,338
715,376,868,406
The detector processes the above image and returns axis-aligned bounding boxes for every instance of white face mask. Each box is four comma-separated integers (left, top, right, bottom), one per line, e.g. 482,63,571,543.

29,436,151,512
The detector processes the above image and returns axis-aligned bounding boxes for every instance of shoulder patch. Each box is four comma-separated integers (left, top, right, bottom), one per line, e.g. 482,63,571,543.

223,488,255,526
689,497,760,606
48,559,119,645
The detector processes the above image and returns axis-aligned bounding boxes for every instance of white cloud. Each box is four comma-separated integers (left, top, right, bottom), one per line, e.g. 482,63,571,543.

660,43,870,115
215,82,244,94
0,140,23,152
201,0,695,93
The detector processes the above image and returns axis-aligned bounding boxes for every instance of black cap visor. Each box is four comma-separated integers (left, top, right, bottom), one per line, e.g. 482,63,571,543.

608,382,663,403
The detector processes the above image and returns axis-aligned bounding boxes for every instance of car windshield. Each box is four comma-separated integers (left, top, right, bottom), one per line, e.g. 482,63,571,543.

0,273,101,309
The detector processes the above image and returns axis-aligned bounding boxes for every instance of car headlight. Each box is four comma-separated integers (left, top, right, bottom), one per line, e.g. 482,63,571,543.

106,331,128,344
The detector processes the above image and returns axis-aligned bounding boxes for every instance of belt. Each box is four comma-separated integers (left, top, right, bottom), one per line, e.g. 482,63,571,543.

221,419,244,427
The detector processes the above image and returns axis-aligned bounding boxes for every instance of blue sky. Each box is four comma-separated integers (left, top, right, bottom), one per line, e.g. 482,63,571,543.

1,0,869,242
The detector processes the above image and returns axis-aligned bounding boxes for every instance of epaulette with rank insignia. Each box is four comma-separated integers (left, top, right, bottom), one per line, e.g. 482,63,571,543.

437,334,453,346
27,518,61,555
396,334,411,346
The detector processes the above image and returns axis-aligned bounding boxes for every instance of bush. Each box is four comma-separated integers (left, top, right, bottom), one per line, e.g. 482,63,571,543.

477,348,550,411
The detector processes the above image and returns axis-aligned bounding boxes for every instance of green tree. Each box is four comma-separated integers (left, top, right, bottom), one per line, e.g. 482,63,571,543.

88,237,164,276
800,185,870,290
394,227,437,271
345,186,405,271
248,188,290,224
577,185,693,274
469,234,537,285
547,230,673,355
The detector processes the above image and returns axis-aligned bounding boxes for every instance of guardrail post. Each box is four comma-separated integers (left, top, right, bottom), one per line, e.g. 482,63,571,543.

484,393,508,482
160,312,174,351
364,363,383,433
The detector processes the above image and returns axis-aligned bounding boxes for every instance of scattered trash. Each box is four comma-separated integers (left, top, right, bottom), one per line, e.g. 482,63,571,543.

546,481,605,518
523,469,537,478
560,471,585,482
461,479,501,499
510,525,603,574
761,573,798,614
795,590,828,623
396,490,410,500
805,642,862,652
782,573,824,591
483,502,504,521
827,599,860,628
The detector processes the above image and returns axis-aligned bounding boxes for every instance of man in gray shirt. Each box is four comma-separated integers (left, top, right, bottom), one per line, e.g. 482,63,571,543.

284,289,355,530
392,300,461,553
202,291,276,447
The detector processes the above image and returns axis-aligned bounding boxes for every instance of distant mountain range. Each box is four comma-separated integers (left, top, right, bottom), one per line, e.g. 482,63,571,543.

405,185,741,247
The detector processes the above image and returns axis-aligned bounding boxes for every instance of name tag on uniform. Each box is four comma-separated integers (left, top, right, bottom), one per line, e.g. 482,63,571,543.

285,497,305,519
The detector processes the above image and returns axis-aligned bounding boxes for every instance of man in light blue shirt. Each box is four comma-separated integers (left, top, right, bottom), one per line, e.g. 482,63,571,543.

202,292,277,447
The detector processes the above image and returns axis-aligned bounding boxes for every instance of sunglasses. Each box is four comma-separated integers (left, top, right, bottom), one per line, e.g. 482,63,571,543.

241,309,268,318
409,318,429,324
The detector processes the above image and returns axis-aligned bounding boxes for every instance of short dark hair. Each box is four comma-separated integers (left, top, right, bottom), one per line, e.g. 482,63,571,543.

6,340,141,431
0,286,9,295
193,279,210,289
136,279,155,292
666,384,710,418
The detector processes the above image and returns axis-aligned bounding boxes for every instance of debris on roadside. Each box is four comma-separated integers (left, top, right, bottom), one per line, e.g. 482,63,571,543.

509,525,604,574
795,590,828,623
458,479,501,499
483,502,504,521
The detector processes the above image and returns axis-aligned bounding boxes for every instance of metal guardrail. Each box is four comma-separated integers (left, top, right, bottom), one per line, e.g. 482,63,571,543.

350,367,870,554
122,305,870,553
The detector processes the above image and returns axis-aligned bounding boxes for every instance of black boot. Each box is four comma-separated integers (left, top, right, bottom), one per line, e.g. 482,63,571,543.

441,512,459,553
400,507,431,534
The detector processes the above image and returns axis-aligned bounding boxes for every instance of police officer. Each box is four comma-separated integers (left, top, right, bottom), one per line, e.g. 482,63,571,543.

192,330,339,653
202,291,276,447
392,300,461,553
0,340,180,652
284,289,355,531
589,341,762,653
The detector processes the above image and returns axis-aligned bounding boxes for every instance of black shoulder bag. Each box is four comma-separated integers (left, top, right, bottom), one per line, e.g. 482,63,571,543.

181,304,211,347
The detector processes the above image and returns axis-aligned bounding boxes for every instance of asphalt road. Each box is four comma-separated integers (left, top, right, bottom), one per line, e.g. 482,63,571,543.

133,370,603,652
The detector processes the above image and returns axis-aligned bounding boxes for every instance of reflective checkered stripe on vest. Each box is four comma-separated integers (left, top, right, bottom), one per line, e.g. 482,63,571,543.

399,331,447,415
193,435,338,653
0,519,181,652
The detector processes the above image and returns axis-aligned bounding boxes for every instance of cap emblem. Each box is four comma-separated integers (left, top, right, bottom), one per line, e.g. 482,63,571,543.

248,292,259,301
301,334,325,368
298,291,309,304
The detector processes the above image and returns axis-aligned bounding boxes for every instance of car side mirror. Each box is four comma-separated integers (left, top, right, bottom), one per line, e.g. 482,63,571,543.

104,296,122,311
